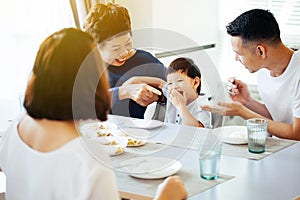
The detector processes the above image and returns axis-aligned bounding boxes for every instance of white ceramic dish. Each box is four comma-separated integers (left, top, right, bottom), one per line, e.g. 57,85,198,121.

102,144,125,156
125,137,146,147
124,119,163,129
218,126,248,145
96,136,128,146
79,122,118,138
119,157,182,179
114,128,150,139
94,136,127,156
113,129,148,147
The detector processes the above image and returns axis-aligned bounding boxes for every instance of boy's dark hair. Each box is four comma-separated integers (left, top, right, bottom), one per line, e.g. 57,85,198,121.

226,9,281,46
166,57,201,94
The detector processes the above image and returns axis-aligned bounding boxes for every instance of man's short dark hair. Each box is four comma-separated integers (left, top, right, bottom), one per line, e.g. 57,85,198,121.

226,9,281,45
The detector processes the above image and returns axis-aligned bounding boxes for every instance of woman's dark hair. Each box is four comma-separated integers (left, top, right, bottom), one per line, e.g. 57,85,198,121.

226,9,281,46
24,28,111,121
84,3,132,44
166,57,201,94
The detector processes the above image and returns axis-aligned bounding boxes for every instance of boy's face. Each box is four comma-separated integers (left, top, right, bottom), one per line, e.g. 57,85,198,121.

98,32,134,66
166,71,200,101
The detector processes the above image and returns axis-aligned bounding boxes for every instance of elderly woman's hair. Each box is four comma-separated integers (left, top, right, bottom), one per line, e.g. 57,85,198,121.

84,3,132,44
24,28,111,121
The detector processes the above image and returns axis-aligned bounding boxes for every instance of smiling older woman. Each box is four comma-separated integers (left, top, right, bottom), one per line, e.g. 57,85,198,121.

84,3,167,119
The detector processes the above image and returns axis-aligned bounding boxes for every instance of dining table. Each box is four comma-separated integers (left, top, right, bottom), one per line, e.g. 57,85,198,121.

82,115,300,200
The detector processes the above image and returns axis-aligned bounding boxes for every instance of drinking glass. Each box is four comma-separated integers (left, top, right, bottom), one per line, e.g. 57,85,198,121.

198,133,222,180
247,118,268,153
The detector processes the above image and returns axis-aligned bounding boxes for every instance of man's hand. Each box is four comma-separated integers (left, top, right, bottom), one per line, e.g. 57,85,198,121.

227,78,251,106
201,101,246,116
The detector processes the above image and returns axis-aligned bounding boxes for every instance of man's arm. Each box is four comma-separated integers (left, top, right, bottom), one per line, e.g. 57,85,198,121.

267,117,300,140
201,102,300,140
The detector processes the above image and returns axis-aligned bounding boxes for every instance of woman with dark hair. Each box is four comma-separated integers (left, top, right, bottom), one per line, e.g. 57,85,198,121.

84,3,166,119
0,28,187,199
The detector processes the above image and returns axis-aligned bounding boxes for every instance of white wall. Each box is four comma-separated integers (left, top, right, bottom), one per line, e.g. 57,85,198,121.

115,0,153,29
152,0,217,47
115,0,218,54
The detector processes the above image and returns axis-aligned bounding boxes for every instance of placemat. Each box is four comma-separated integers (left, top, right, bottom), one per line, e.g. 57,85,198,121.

191,136,297,160
111,143,233,199
222,137,297,160
187,133,297,160
116,168,233,200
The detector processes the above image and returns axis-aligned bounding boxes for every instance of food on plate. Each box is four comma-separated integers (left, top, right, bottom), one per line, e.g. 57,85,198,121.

104,140,118,145
115,147,124,154
127,138,144,146
97,132,112,137
99,124,108,129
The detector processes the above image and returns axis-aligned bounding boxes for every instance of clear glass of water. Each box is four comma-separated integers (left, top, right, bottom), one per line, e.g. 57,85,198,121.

198,133,222,180
247,118,268,154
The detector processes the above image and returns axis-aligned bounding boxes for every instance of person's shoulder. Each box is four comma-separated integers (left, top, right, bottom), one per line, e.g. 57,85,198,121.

135,49,161,62
136,49,155,57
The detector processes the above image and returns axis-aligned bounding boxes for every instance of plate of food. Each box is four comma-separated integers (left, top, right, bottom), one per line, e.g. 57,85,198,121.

113,128,150,139
119,157,182,179
124,119,164,129
126,137,146,147
101,144,125,156
113,128,148,147
79,121,118,138
217,126,248,145
96,135,128,146
96,136,127,156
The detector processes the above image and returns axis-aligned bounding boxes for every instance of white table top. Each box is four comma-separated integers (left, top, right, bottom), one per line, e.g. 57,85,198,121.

106,115,300,200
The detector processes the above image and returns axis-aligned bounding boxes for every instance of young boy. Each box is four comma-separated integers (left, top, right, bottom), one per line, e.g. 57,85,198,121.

164,57,211,128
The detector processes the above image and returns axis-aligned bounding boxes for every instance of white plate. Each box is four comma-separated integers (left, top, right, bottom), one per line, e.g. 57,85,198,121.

119,157,182,179
124,119,163,129
113,128,150,139
93,136,127,156
79,122,118,138
218,126,248,145
112,129,148,147
101,144,125,156
96,136,128,146
126,137,146,147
